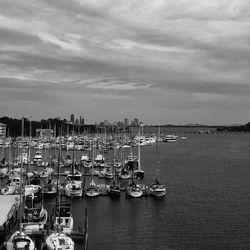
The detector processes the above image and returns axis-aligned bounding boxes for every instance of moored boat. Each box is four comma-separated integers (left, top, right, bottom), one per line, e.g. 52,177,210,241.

46,231,74,250
126,182,143,198
5,230,35,250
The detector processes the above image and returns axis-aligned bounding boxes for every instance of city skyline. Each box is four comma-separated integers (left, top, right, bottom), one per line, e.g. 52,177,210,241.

0,1,249,125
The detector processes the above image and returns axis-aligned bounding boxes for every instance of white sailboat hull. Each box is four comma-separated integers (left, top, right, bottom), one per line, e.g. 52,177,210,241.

46,232,74,250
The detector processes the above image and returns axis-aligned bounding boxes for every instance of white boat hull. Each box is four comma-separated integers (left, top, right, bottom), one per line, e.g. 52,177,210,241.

46,232,74,250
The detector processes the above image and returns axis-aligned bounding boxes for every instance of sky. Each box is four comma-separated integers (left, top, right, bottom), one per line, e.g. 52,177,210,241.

0,0,249,125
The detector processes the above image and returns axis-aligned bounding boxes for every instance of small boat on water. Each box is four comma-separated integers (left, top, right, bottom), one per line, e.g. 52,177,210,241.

1,184,16,195
150,179,166,197
5,230,35,250
163,134,178,142
65,170,83,197
150,127,166,197
45,231,74,250
126,182,143,198
108,181,121,198
43,179,57,197
85,179,100,197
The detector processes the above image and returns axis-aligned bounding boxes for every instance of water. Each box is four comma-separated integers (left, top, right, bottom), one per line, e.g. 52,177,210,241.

2,133,250,249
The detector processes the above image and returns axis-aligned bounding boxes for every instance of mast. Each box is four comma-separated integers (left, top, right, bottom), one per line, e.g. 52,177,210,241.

28,117,32,174
72,124,75,175
138,124,141,171
156,126,160,181
91,140,95,184
20,117,24,230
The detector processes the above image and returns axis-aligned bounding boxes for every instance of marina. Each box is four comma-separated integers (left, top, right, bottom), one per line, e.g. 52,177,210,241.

0,0,249,248
0,131,250,249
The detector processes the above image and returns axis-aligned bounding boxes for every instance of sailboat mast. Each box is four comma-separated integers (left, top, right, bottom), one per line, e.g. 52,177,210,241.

20,117,24,230
28,117,31,173
138,124,141,171
156,126,160,180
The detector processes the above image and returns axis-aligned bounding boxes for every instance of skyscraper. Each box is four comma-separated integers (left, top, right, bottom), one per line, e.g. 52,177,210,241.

70,114,74,124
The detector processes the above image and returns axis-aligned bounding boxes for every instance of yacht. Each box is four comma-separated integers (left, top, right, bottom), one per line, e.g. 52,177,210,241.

22,196,48,234
65,170,83,197
33,151,43,165
163,135,178,142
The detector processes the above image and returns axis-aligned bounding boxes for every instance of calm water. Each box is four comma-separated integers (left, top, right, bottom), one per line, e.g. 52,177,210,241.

2,133,250,249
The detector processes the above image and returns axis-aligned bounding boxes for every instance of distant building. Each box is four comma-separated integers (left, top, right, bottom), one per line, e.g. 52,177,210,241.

133,118,140,126
0,122,6,138
80,117,85,125
36,129,54,137
124,118,129,127
70,114,75,124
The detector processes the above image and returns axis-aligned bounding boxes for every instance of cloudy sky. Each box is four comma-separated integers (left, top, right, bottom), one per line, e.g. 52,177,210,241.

0,0,249,125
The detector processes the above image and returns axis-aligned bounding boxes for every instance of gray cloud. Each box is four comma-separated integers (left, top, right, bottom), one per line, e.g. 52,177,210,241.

0,0,249,124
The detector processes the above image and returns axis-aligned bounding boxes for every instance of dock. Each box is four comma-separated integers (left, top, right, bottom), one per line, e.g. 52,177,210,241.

0,195,20,244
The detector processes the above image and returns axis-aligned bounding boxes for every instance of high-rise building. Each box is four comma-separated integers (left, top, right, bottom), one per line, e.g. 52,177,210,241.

0,122,6,138
81,117,85,125
70,114,75,124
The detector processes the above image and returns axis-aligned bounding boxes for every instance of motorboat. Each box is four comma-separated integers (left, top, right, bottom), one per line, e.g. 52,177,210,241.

1,185,16,195
22,198,48,234
65,171,83,197
5,230,35,250
33,151,43,165
108,182,121,198
54,202,74,234
43,179,57,198
163,134,178,142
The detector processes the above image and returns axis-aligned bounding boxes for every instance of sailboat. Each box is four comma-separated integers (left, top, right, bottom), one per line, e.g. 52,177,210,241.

5,117,36,250
85,144,100,197
46,140,74,250
150,126,166,197
108,139,120,198
65,135,83,197
126,162,143,197
134,123,144,179
126,181,143,198
45,231,74,250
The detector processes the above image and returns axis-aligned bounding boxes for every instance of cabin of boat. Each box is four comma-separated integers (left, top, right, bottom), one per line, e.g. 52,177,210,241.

33,151,43,165
54,202,73,234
